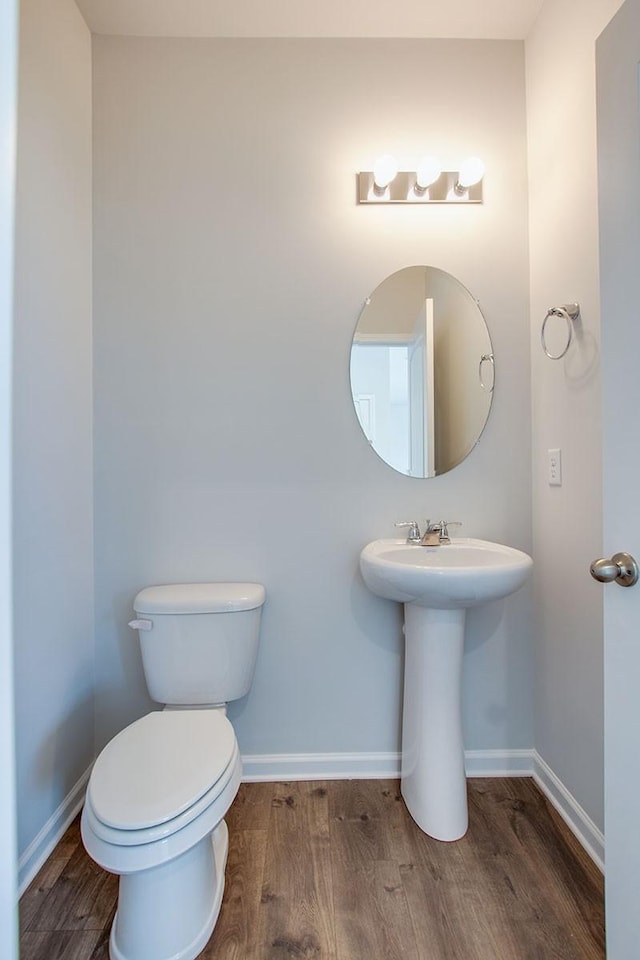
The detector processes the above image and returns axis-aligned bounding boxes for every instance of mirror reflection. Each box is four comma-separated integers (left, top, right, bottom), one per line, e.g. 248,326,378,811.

350,266,494,478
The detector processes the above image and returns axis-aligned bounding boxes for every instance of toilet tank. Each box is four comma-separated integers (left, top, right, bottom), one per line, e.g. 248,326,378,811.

131,582,266,706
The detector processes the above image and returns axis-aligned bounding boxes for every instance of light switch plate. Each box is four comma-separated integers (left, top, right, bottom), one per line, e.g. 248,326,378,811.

548,448,562,486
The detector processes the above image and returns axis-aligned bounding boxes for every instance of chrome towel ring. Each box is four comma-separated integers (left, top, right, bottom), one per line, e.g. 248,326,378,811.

541,302,581,359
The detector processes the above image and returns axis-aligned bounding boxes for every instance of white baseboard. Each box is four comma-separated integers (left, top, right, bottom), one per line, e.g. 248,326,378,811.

532,751,604,873
241,751,402,782
241,747,534,783
465,748,534,777
18,767,91,896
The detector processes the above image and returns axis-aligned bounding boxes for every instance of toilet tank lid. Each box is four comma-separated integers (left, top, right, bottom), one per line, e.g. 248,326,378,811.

133,582,266,614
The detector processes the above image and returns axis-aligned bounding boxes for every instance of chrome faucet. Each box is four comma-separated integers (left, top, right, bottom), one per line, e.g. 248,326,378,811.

395,519,462,545
421,519,462,545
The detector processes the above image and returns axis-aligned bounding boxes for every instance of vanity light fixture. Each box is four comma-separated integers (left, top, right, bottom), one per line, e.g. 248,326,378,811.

372,154,399,195
414,156,442,196
358,155,484,204
454,157,485,196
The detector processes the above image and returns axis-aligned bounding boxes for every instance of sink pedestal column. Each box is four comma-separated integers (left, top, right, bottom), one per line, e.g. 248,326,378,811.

401,604,468,841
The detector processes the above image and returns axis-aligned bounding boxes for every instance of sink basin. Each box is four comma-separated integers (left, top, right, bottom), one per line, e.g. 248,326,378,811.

359,535,533,842
360,537,533,609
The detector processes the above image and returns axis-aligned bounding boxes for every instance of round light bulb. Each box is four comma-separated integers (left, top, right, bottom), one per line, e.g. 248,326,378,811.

416,156,442,189
457,156,485,189
373,154,398,189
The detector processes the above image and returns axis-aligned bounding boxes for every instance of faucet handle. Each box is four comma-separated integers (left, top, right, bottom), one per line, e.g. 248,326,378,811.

394,520,422,543
438,520,462,541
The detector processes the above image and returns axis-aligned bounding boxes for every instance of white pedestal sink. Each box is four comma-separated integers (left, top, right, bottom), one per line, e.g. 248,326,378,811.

360,537,532,841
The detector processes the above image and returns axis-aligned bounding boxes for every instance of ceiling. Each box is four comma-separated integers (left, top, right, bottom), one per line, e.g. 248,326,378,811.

74,0,546,39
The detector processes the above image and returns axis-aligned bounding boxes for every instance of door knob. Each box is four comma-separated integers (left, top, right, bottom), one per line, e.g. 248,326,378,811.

590,552,639,587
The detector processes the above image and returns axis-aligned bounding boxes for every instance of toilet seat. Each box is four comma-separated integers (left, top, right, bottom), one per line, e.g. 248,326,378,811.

84,740,239,847
81,710,242,876
87,710,237,837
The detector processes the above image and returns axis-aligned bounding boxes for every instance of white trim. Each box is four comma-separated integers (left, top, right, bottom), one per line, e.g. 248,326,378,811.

465,748,534,777
532,751,605,873
241,748,534,783
353,332,410,344
241,751,402,782
18,767,91,896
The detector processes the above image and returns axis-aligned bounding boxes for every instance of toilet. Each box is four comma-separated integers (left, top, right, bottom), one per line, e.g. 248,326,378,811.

81,582,266,960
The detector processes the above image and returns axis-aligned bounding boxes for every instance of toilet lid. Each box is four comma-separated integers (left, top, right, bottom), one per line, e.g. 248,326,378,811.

88,710,237,831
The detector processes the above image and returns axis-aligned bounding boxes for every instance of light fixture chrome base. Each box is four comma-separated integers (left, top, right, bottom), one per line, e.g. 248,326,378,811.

357,171,483,204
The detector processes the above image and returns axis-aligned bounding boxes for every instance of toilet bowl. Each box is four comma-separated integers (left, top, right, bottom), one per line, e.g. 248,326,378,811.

81,582,265,960
82,709,241,960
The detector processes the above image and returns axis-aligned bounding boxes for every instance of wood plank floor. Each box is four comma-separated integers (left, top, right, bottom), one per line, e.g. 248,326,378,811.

20,778,605,960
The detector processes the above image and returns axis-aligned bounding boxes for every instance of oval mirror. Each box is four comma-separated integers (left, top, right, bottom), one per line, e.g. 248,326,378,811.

350,266,494,478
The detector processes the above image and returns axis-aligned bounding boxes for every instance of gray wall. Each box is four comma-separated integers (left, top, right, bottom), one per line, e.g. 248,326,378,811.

93,37,533,763
525,0,624,833
13,0,94,857
1,0,18,947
